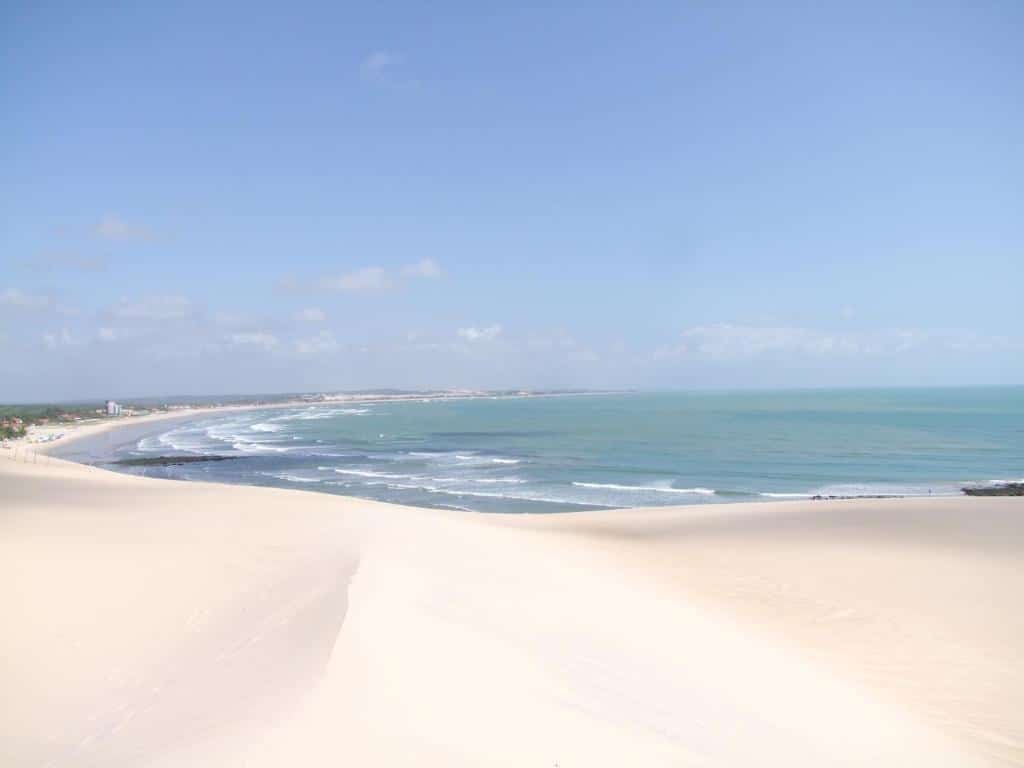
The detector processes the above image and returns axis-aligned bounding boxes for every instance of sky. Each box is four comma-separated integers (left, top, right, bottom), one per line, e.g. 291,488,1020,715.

2,1,1022,401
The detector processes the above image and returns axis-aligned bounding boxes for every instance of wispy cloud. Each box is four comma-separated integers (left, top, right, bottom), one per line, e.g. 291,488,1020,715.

212,311,252,329
360,50,400,82
527,329,600,362
0,288,78,316
42,328,77,349
659,324,855,361
401,258,441,279
295,330,339,357
321,267,391,294
95,214,154,242
110,295,193,321
229,332,279,349
1,288,51,310
301,259,443,295
28,252,108,273
296,307,327,322
458,324,502,342
654,323,1024,362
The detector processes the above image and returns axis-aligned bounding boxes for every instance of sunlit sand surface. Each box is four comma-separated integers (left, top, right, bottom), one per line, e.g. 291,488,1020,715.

2,450,1020,766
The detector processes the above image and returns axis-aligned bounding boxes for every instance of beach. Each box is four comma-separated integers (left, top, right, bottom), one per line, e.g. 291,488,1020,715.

2,429,1022,766
5,0,1019,762
39,389,1024,513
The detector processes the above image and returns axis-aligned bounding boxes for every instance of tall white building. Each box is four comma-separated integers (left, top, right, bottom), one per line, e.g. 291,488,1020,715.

105,400,122,416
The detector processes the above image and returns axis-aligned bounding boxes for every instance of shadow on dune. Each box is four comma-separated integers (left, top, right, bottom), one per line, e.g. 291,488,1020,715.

51,552,359,766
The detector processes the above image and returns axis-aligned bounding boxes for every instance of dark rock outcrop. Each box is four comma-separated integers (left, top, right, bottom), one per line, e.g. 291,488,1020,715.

112,455,243,467
963,483,1024,497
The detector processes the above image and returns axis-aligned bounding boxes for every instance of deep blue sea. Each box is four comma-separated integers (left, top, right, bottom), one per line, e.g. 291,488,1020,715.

56,389,1024,513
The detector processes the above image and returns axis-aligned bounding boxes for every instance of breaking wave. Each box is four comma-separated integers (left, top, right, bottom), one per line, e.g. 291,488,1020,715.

572,482,715,495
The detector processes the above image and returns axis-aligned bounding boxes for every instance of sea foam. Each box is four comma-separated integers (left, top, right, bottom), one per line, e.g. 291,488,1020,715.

572,481,715,495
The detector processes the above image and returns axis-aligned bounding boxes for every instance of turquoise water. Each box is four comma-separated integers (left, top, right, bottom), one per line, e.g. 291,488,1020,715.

59,388,1024,513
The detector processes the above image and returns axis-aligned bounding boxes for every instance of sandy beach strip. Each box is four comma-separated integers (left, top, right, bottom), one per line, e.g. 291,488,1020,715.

8,401,313,454
1,446,1021,765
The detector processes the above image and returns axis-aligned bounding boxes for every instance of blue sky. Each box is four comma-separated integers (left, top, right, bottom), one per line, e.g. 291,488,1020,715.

2,1,1022,400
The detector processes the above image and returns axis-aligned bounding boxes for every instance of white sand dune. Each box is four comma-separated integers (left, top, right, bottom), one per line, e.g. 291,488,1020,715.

1,448,1021,766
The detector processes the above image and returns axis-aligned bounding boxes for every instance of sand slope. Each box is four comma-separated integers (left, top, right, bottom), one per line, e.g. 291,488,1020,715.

2,454,1021,766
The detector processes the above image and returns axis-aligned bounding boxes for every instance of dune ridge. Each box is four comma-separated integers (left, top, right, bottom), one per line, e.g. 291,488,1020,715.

2,438,1021,766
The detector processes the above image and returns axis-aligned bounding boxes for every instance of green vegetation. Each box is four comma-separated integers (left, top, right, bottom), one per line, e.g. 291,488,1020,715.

0,404,101,421
0,403,106,440
0,424,26,440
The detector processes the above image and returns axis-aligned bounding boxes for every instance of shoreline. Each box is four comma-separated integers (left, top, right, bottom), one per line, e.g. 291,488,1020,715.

12,402,995,513
3,426,1022,764
8,389,619,455
2,415,1024,765
8,401,307,453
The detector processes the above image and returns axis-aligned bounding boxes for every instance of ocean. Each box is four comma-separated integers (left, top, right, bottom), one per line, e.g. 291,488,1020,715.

54,388,1024,513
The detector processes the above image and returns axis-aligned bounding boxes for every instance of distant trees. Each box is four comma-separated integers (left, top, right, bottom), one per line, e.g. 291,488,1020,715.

0,404,98,438
0,423,26,440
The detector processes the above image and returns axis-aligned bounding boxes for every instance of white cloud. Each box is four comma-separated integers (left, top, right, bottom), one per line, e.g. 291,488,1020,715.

296,307,327,322
286,259,441,296
652,341,689,361
675,324,849,360
229,332,279,349
1,288,50,310
360,51,399,81
321,267,391,294
458,324,502,342
111,295,193,321
275,275,304,294
0,289,77,316
95,214,153,242
42,328,76,349
655,323,1024,362
527,329,577,351
213,311,255,329
295,330,339,357
526,329,601,362
97,326,147,343
31,252,108,272
401,258,441,279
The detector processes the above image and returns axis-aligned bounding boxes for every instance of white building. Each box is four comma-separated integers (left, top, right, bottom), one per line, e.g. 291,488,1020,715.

105,400,122,416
